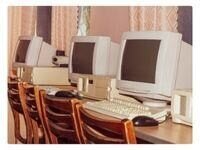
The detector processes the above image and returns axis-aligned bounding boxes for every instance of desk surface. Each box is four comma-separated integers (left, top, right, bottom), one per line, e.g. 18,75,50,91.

83,108,192,144
39,86,192,144
135,119,192,144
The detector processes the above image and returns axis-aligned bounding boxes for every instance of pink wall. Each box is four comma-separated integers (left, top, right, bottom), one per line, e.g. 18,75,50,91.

89,6,130,43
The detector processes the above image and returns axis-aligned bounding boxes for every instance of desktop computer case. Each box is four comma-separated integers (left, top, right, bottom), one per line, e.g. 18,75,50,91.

21,66,70,85
77,74,140,102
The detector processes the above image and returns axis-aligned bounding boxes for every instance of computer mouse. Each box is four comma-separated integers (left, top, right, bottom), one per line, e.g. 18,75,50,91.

132,116,159,127
55,90,75,98
54,90,83,100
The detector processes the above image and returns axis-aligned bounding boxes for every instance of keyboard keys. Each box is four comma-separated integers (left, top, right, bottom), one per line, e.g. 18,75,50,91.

83,98,168,121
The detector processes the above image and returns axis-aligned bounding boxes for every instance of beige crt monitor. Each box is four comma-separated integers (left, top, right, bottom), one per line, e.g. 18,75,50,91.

69,36,120,84
21,66,70,85
13,36,43,67
116,31,192,107
13,36,56,68
37,42,57,67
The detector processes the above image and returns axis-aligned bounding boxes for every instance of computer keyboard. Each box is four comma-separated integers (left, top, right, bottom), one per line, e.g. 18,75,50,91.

83,98,169,121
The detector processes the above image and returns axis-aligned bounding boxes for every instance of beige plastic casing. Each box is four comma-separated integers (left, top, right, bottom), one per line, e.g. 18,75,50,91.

77,74,139,103
19,66,70,85
171,89,192,126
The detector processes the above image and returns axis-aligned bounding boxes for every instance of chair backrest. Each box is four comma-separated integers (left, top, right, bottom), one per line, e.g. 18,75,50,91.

18,82,46,143
76,104,137,144
22,83,40,122
8,81,23,114
41,93,82,144
34,86,51,144
8,81,27,143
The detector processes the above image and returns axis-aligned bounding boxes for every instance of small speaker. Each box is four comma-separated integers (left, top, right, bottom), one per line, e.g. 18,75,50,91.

171,89,192,126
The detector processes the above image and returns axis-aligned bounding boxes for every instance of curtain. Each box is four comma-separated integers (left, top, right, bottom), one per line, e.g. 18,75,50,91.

51,6,78,56
77,6,91,36
8,6,37,75
129,6,178,32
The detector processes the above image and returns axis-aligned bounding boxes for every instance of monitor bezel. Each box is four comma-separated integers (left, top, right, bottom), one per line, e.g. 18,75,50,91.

68,36,111,83
12,36,43,68
116,31,182,100
12,36,33,67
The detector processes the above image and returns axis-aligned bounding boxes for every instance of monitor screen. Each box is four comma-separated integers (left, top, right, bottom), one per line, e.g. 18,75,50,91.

72,42,95,74
121,39,161,83
15,40,31,63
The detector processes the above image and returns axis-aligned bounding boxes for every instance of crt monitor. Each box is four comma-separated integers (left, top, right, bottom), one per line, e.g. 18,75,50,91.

13,36,56,68
69,36,119,83
116,31,192,107
13,36,43,67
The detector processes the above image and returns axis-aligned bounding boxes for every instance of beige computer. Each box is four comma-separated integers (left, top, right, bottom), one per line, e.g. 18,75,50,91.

13,36,70,85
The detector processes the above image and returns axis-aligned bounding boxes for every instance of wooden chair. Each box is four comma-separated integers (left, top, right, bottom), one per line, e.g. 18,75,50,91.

76,104,137,144
8,81,28,144
18,82,46,143
34,86,51,143
40,91,82,144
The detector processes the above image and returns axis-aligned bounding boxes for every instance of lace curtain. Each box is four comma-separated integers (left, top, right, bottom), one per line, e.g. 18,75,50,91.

51,6,78,56
8,6,37,75
129,6,178,32
77,6,91,36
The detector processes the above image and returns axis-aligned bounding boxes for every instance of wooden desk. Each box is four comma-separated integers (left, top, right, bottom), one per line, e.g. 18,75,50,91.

135,119,192,144
82,108,192,144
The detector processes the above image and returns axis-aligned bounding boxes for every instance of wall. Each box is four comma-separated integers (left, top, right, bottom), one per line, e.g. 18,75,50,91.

89,6,130,43
89,6,192,45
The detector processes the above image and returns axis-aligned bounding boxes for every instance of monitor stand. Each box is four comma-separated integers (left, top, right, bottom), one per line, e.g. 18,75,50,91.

134,96,169,108
143,100,168,108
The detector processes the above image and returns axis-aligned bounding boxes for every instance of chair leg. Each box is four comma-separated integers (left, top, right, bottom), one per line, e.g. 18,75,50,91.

31,120,40,144
13,110,20,144
50,133,58,144
14,137,17,144
43,128,50,144
12,111,27,144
